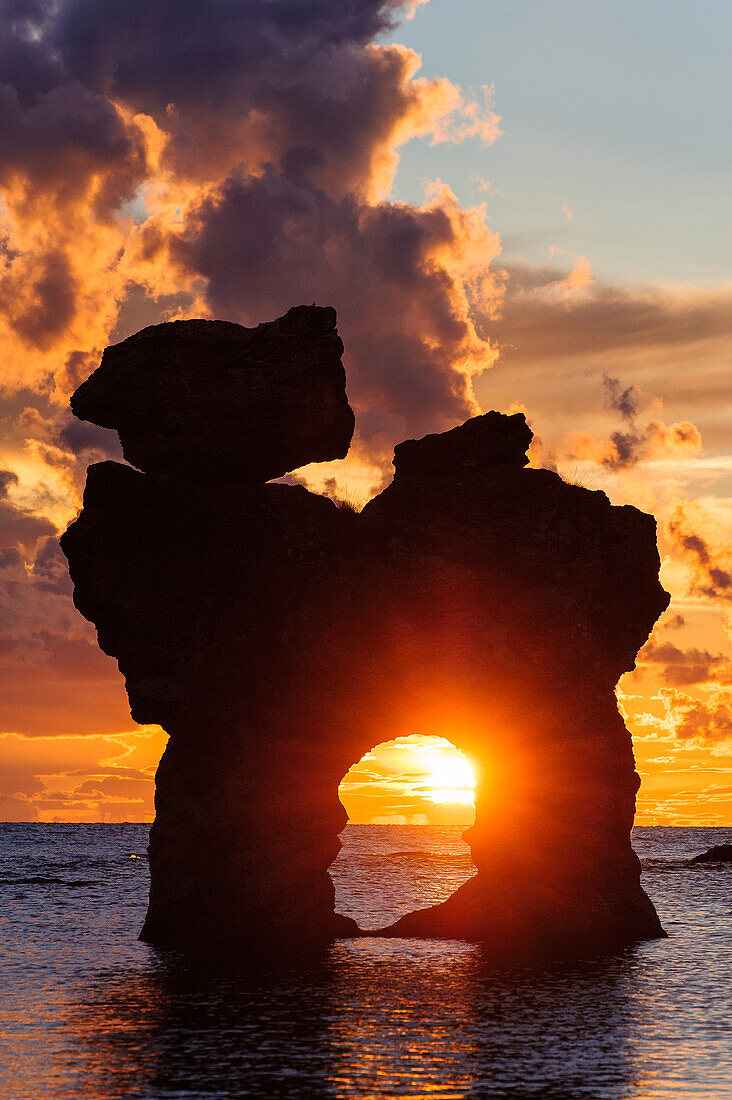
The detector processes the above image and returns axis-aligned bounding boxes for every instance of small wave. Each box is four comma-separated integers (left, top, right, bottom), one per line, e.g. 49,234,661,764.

640,858,683,870
0,876,96,887
394,850,461,859
348,850,467,863
640,857,731,872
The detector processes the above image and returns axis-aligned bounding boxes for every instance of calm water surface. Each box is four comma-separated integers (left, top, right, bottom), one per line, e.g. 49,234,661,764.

1,823,730,1098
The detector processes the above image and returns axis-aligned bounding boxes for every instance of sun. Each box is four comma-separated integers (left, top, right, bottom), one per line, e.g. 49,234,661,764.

409,738,477,804
338,733,477,824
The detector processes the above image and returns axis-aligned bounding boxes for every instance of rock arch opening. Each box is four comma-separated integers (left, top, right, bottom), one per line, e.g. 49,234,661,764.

332,736,478,929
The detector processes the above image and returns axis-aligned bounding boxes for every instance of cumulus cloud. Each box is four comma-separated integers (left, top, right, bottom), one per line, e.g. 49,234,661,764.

175,171,500,455
562,372,703,471
44,0,499,197
0,0,510,753
545,247,593,297
1,0,503,454
663,689,732,743
0,1,161,389
566,416,703,471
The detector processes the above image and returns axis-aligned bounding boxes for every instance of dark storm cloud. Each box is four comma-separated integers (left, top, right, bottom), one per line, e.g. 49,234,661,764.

603,375,640,423
668,506,732,604
17,404,121,461
1,0,497,452
0,79,142,193
0,493,55,553
32,537,72,595
54,0,405,102
175,169,492,446
125,0,503,449
0,469,19,498
0,0,147,204
5,0,433,192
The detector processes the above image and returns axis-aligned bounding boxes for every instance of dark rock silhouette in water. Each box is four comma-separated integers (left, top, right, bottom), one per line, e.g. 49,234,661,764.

690,844,732,865
61,305,669,959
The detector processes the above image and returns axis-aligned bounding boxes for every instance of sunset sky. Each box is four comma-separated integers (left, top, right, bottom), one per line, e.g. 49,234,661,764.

0,0,730,825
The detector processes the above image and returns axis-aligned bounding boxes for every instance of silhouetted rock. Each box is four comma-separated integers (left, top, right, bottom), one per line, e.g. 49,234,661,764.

690,844,732,864
70,305,354,484
61,311,669,960
393,410,532,478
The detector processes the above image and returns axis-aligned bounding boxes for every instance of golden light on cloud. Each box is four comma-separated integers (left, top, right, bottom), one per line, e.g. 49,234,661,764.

339,734,477,825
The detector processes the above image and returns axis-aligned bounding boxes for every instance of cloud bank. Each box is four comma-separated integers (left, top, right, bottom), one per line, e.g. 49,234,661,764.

0,0,504,799
0,0,730,822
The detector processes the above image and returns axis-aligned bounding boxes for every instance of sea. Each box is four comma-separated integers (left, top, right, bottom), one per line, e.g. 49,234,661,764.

0,823,730,1099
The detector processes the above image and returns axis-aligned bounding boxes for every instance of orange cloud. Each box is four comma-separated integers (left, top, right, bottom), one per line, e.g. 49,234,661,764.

637,638,732,687
662,688,732,743
0,0,511,770
0,0,729,829
668,504,732,604
566,418,703,470
0,728,165,821
547,247,594,297
428,83,502,147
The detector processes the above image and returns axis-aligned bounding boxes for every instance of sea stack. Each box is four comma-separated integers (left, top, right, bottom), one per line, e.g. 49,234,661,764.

61,305,669,959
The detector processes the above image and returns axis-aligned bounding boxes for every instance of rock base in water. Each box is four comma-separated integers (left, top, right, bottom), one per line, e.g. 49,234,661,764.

690,844,732,865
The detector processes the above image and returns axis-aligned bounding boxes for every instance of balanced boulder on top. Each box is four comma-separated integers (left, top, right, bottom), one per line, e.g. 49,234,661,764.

71,305,355,484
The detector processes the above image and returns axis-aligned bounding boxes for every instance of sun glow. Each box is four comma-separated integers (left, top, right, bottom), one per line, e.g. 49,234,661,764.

415,741,477,804
339,734,477,825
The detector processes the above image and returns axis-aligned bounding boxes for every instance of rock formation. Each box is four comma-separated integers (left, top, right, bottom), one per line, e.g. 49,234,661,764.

71,305,354,483
61,305,669,960
690,844,732,865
